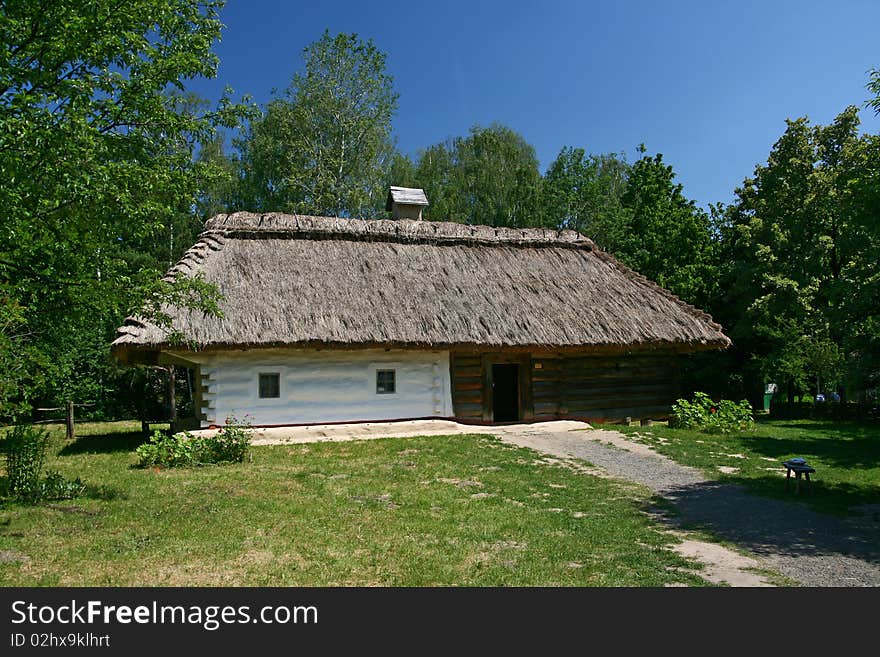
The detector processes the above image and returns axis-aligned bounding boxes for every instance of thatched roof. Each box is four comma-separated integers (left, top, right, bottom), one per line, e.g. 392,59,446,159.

112,212,730,361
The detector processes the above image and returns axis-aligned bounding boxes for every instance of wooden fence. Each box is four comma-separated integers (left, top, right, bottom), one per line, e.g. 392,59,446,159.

33,401,95,439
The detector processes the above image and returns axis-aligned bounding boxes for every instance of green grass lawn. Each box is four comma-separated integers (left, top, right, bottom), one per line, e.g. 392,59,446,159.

0,422,709,586
616,419,880,517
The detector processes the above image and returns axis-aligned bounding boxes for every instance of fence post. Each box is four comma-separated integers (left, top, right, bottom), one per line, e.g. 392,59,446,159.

66,400,75,440
168,366,177,433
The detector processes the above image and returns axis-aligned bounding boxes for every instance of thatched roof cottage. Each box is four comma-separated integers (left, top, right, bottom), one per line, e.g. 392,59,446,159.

112,189,729,428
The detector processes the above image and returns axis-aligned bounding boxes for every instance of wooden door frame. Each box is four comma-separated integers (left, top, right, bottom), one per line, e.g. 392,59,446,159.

481,353,534,423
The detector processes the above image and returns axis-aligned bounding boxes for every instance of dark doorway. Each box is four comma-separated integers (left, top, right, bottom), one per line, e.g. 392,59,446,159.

492,364,520,422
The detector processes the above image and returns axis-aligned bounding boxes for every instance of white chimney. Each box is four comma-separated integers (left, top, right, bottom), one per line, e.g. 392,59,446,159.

386,186,429,220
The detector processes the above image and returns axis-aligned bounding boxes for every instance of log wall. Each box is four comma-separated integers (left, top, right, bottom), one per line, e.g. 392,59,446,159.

449,353,484,422
451,350,679,423
532,353,679,421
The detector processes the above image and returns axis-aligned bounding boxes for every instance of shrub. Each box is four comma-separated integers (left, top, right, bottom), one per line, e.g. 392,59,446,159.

203,416,251,464
2,424,86,503
671,392,754,433
134,429,198,468
3,424,49,500
135,415,252,468
39,470,86,500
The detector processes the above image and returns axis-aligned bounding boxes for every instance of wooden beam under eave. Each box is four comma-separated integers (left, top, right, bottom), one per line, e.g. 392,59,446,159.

110,345,160,366
158,350,203,367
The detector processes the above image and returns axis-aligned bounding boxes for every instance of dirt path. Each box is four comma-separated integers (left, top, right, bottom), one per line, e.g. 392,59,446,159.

501,428,880,587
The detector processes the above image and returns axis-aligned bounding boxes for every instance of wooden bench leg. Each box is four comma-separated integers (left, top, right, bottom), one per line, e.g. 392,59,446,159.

795,471,802,494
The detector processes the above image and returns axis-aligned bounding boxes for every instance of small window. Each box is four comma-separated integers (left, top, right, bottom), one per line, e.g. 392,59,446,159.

259,373,280,398
376,369,396,394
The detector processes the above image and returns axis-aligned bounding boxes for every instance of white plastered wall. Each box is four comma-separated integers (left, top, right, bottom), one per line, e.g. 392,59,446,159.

168,348,452,427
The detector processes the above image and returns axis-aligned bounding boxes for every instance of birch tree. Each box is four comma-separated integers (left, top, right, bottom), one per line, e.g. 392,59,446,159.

239,31,398,217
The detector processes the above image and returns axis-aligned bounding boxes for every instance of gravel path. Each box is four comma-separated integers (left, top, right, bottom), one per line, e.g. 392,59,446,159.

500,428,880,587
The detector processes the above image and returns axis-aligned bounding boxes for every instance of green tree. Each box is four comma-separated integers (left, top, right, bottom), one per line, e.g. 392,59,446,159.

616,147,716,307
0,0,247,419
383,151,419,203
238,31,398,217
195,134,242,220
834,118,880,396
415,124,543,227
542,147,631,249
719,107,878,401
868,67,880,115
542,145,714,306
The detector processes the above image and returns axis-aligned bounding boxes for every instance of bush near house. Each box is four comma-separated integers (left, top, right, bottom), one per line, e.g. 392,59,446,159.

135,415,252,468
670,392,754,433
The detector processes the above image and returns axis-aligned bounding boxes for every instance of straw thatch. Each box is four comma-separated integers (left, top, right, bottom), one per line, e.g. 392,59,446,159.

112,212,730,359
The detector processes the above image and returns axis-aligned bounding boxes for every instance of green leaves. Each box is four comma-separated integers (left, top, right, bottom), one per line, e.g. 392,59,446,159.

542,148,630,244
720,106,880,398
542,145,715,308
237,31,398,217
618,150,715,307
867,68,880,116
134,415,252,467
670,392,755,434
0,1,249,419
416,124,543,227
138,271,224,348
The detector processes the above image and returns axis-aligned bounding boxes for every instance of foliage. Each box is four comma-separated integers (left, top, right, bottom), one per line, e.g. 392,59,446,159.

540,144,715,307
138,273,225,346
716,107,880,402
237,31,398,217
670,392,754,433
135,430,198,468
38,470,86,501
0,296,45,418
135,415,252,467
414,124,543,227
868,68,880,115
542,148,631,247
0,0,251,421
1,424,84,503
617,146,717,307
2,424,49,500
204,415,253,463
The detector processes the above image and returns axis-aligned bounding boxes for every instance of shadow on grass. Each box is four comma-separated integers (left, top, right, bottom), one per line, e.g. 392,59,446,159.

58,431,148,456
758,418,880,437
738,432,880,470
728,474,879,515
647,476,880,569
81,483,126,501
0,477,126,508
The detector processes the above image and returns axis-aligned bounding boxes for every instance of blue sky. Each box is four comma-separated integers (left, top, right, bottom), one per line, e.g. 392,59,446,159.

188,0,880,209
